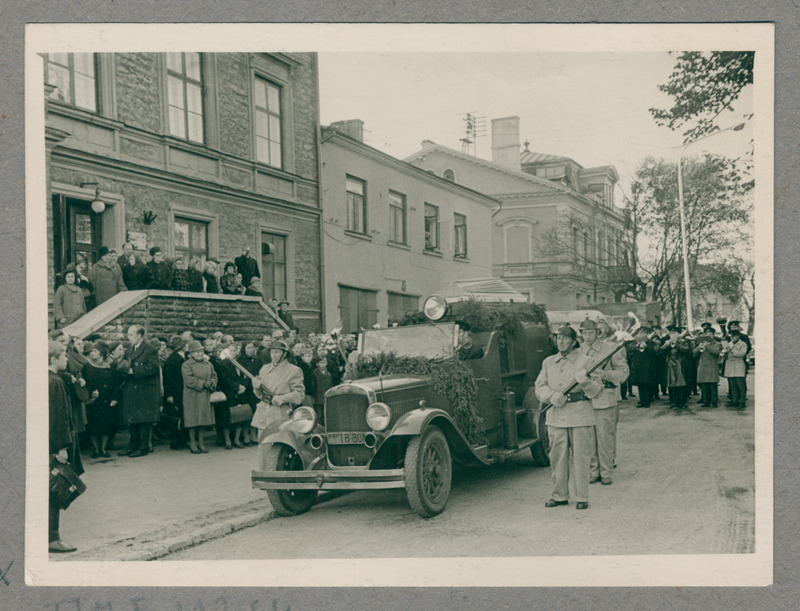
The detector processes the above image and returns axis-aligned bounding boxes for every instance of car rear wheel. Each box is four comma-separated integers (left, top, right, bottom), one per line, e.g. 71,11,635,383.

530,408,551,467
404,426,452,518
264,444,317,516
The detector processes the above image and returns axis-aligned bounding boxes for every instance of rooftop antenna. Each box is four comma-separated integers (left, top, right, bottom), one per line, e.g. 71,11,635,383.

458,112,486,156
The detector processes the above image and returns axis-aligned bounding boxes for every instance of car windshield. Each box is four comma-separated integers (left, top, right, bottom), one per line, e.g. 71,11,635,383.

360,324,456,359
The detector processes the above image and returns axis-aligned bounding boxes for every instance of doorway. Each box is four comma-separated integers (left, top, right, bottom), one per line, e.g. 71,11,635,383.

52,194,102,285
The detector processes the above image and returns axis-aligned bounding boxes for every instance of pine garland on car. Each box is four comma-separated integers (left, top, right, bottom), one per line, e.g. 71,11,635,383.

355,353,484,444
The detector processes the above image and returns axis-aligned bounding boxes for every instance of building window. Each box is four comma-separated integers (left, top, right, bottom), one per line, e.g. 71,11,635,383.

388,292,419,325
598,231,606,265
166,52,204,143
45,53,97,112
262,231,287,301
506,225,530,263
584,231,591,264
345,176,367,234
536,165,565,179
388,191,407,244
254,76,282,168
454,213,468,258
443,169,455,182
339,286,378,334
174,217,209,266
424,203,440,251
572,227,580,262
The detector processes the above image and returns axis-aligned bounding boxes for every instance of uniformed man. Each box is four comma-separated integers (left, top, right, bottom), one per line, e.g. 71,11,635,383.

579,318,629,485
535,325,603,510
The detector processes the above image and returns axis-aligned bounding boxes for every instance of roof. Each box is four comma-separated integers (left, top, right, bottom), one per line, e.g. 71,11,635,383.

438,277,528,303
519,150,572,165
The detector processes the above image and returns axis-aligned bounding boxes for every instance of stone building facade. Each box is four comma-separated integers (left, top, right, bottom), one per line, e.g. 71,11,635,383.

405,116,636,311
44,52,322,332
321,120,497,332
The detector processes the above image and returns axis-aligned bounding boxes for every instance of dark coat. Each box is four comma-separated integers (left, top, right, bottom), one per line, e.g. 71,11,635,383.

278,309,295,329
239,353,261,408
234,254,260,289
694,339,721,384
203,271,219,294
118,254,148,290
629,341,658,385
163,350,186,408
121,341,162,424
146,260,174,290
49,370,84,475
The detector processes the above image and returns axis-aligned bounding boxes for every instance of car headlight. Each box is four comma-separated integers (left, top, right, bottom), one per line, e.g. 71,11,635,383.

291,406,316,434
366,402,392,431
423,294,448,321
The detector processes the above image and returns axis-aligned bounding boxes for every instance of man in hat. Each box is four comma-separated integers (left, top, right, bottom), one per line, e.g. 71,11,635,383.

535,325,602,510
723,321,750,407
277,300,295,329
120,324,162,457
578,318,628,485
693,328,722,408
89,246,127,306
455,320,484,360
146,246,173,290
235,246,261,290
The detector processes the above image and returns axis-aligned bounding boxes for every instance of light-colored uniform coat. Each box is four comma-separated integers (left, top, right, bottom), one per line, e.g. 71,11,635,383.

535,350,602,503
579,339,629,480
723,339,748,378
254,359,306,407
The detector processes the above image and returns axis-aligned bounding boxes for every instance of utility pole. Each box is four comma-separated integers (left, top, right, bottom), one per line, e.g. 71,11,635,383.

458,112,486,156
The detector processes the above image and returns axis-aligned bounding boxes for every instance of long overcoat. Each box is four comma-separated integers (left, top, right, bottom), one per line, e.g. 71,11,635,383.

628,341,658,386
723,339,748,378
181,358,217,428
54,282,86,326
90,259,127,305
121,341,162,424
694,340,721,384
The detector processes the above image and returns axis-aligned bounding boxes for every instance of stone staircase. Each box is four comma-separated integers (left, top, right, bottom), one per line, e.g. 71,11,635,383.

63,290,289,342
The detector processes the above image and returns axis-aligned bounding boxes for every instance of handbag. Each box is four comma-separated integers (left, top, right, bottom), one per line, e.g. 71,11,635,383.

210,390,227,403
49,456,87,510
229,403,253,424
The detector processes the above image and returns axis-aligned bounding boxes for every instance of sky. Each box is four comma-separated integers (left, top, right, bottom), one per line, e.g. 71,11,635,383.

318,52,754,203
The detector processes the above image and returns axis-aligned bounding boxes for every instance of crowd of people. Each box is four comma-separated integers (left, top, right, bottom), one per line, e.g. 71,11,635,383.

47,321,358,553
535,315,751,511
53,243,296,328
625,319,752,410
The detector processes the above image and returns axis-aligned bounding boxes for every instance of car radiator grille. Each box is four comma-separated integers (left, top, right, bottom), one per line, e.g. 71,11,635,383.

325,393,372,467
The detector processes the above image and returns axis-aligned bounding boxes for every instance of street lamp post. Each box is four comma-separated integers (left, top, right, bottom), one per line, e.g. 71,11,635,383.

676,123,745,331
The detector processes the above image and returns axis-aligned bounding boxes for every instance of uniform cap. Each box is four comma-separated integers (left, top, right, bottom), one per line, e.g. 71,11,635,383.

579,318,599,331
269,340,290,353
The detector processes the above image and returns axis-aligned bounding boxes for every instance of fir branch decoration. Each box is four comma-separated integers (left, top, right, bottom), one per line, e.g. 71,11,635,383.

356,353,484,444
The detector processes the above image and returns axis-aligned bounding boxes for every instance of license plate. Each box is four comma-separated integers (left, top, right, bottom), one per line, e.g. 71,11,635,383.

327,432,365,445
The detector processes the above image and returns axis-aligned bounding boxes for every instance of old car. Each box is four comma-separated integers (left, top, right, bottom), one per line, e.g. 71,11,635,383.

252,299,554,518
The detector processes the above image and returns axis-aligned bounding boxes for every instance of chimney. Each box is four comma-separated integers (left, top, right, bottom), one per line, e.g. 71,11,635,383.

329,119,364,142
491,116,521,171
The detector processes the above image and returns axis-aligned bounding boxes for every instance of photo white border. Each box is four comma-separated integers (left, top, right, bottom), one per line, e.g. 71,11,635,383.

25,22,774,587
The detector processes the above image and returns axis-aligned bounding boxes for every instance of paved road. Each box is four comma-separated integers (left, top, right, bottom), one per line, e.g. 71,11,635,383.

172,378,756,560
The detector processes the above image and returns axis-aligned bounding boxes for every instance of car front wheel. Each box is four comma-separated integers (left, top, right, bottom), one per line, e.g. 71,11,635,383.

404,426,452,518
264,444,318,516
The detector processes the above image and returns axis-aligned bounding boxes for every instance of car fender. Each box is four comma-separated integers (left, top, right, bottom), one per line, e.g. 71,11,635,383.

258,418,323,469
387,407,489,465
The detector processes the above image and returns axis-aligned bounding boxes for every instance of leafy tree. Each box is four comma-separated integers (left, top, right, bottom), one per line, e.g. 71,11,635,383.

650,51,754,142
627,154,751,325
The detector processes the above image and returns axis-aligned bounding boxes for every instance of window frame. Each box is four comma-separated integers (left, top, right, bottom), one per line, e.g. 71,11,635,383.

166,52,205,144
424,203,440,252
253,75,284,169
345,175,368,235
173,216,210,268
387,291,420,325
388,190,407,245
261,230,289,302
45,53,98,112
453,212,468,258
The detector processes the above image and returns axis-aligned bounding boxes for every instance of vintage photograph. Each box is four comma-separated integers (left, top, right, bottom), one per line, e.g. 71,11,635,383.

25,23,773,587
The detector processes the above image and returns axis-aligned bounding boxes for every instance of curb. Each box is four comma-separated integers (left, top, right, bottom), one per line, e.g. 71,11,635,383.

61,497,277,561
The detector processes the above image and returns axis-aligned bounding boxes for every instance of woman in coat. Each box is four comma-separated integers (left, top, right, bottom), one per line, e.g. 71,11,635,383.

211,343,245,449
693,332,721,408
54,267,86,327
181,340,217,453
239,341,262,446
82,341,120,457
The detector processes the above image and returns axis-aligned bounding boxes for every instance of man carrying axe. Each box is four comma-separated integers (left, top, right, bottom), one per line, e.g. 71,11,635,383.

535,325,603,510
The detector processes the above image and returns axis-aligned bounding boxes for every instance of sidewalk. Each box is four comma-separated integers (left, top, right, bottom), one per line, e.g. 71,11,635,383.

56,431,276,561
